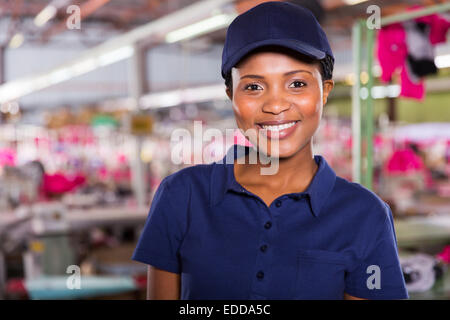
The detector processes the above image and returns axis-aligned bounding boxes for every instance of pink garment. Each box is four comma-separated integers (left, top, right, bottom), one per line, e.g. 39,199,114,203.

437,245,450,264
0,149,16,167
428,14,450,45
385,149,424,174
400,62,425,100
414,8,450,45
112,167,131,183
42,173,86,195
376,23,407,83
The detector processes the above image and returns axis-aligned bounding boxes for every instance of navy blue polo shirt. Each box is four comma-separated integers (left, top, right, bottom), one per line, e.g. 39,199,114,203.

132,145,408,300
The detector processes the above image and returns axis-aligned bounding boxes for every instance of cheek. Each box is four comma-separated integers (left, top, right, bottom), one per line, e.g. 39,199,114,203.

232,96,259,127
296,91,323,117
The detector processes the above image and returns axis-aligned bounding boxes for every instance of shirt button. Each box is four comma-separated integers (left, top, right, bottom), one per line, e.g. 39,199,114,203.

260,244,268,252
256,271,264,279
275,200,282,207
264,221,272,229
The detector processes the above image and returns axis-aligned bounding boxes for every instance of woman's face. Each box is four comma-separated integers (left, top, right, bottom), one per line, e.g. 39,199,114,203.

226,49,334,158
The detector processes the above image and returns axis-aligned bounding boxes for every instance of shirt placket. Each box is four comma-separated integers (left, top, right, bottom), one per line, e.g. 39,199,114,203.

249,197,287,299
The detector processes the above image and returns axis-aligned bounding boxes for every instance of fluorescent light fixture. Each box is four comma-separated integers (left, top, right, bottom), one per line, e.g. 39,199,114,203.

9,33,24,49
47,69,72,85
140,90,183,108
0,45,133,103
34,5,57,27
70,58,98,77
360,85,400,100
435,54,450,69
98,46,134,67
344,0,369,5
140,84,227,109
166,13,236,43
371,84,400,99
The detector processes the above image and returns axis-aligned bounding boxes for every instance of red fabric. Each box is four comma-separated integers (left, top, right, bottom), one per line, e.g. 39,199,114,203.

112,167,131,183
377,23,407,83
385,149,424,174
400,63,425,100
132,274,148,290
0,148,16,167
42,173,86,195
414,7,450,45
6,278,27,295
428,14,450,45
437,245,450,264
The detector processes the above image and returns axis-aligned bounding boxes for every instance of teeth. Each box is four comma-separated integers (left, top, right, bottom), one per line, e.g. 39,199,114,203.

261,121,297,131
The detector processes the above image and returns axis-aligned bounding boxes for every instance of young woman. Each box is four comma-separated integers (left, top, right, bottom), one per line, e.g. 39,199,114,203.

132,1,408,300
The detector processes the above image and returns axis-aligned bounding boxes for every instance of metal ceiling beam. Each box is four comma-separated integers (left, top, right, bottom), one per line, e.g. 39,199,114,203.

0,0,236,104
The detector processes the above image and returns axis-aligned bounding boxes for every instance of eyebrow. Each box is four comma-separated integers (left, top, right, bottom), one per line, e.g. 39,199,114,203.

240,69,312,80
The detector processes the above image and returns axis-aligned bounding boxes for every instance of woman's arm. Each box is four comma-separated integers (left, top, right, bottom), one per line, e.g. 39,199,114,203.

147,265,181,300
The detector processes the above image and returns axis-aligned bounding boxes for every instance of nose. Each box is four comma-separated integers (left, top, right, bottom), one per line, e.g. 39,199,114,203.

261,91,291,115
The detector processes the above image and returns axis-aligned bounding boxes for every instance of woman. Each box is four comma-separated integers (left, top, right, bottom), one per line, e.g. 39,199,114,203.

132,2,408,300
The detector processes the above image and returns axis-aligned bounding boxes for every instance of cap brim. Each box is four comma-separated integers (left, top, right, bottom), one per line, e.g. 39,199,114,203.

222,38,326,78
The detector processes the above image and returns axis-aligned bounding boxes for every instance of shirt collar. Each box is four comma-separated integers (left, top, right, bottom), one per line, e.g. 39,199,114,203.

210,144,336,217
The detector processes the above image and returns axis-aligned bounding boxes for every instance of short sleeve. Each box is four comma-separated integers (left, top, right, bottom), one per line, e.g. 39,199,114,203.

344,202,409,299
131,177,186,274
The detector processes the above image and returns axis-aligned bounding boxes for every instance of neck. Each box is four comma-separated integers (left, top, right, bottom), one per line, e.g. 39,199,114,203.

235,141,318,192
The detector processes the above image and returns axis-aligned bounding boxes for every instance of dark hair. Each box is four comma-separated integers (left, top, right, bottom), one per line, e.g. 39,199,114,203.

224,45,334,97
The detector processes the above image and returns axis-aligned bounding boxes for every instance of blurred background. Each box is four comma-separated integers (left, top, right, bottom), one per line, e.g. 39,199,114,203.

0,0,449,300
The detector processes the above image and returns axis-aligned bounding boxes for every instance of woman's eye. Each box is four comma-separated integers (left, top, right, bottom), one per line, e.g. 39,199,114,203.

244,83,262,91
289,81,306,88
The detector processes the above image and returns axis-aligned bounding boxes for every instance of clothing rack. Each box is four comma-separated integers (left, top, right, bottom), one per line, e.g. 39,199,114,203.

351,2,450,189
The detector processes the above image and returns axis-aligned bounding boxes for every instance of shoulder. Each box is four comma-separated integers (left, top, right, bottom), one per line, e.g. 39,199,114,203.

331,175,391,223
160,163,215,193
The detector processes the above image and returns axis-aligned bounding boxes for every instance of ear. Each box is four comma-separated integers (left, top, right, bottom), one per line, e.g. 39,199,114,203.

225,87,232,101
322,80,334,106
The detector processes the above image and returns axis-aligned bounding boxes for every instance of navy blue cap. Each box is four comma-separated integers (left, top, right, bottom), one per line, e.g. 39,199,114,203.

221,1,333,79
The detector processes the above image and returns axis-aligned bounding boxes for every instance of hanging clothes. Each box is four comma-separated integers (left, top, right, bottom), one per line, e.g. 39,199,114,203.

376,23,407,83
403,20,437,78
416,12,450,45
376,7,449,100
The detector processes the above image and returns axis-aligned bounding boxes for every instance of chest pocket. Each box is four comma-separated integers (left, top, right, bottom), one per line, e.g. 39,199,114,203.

293,249,349,300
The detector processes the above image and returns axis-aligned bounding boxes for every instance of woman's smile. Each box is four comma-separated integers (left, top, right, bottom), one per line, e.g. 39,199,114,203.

256,119,301,139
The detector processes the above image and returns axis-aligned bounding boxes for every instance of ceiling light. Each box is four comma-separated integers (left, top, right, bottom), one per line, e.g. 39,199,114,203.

166,13,236,43
9,33,24,49
98,46,134,67
140,84,227,109
435,54,450,69
34,5,57,27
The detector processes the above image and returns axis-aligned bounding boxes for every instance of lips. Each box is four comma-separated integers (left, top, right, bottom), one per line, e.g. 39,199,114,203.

256,120,300,139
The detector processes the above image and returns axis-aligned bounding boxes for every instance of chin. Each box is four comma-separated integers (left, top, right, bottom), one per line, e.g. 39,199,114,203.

258,140,303,159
